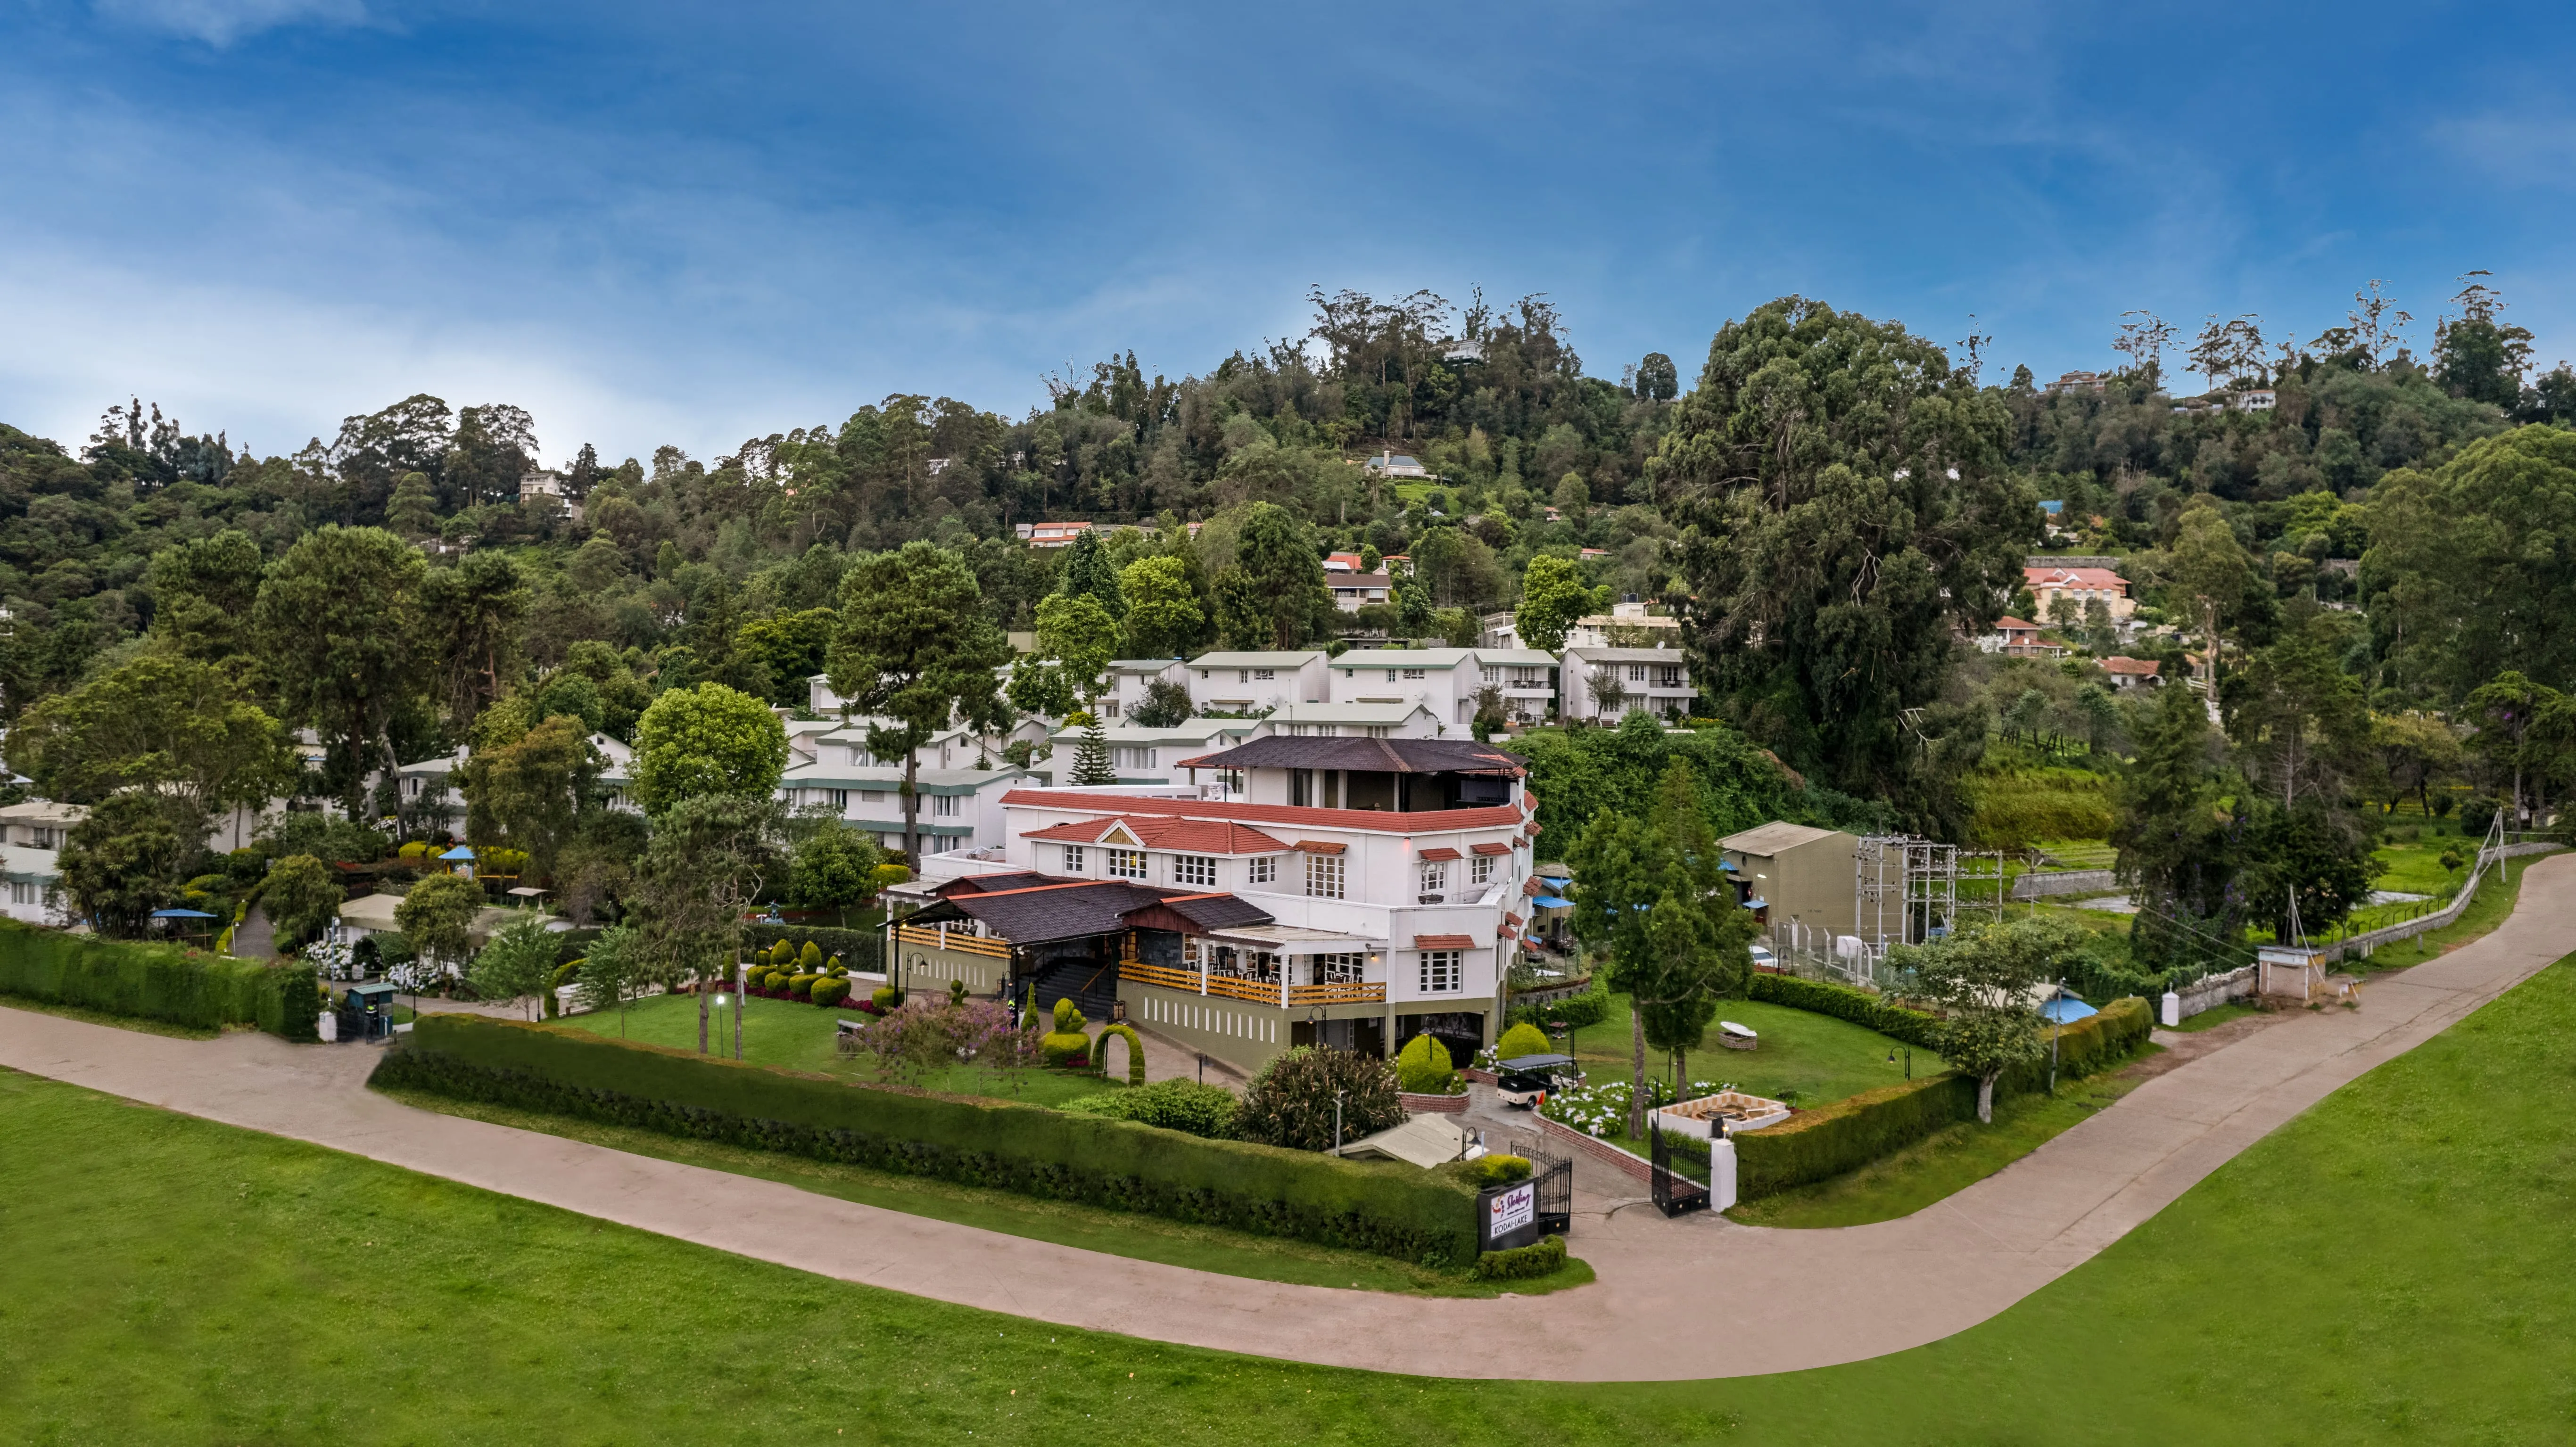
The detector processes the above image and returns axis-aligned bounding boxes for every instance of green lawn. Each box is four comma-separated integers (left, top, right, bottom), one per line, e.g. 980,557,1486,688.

1725,1061,2154,1227
552,991,1118,1108
1566,993,1937,1107
15,954,2576,1441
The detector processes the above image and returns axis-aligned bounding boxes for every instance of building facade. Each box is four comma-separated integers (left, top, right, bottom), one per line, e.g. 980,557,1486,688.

894,737,1536,1075
1560,647,1694,723
1183,651,1329,714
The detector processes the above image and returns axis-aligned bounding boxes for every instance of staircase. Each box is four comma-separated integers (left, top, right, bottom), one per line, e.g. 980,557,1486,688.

1030,957,1120,1025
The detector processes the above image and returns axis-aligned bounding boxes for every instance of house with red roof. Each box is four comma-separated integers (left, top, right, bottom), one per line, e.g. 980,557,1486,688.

892,736,1538,1075
2101,656,2162,690
2023,564,2135,622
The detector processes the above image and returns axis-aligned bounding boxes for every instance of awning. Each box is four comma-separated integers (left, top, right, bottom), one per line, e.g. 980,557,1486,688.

1537,874,1572,889
1531,895,1572,910
150,908,217,919
2042,997,2098,1024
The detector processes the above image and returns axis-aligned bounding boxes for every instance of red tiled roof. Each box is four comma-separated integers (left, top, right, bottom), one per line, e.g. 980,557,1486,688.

2023,566,2128,592
1019,815,1288,855
1503,912,1524,930
1412,933,1475,950
1992,617,2039,631
1524,877,1544,896
2102,656,2161,676
1418,847,1462,862
998,789,1524,834
1471,841,1513,856
1293,839,1346,855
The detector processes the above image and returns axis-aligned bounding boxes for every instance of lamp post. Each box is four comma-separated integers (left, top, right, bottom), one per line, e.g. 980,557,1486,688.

1333,1087,1346,1155
734,958,746,1061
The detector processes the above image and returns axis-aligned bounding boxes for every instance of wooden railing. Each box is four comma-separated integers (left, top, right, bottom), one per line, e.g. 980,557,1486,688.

893,924,1011,960
1288,980,1385,1006
1122,960,1387,1008
1120,960,1199,993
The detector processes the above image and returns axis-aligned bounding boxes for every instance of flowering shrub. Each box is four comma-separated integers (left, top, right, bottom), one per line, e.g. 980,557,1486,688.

1537,1078,1738,1138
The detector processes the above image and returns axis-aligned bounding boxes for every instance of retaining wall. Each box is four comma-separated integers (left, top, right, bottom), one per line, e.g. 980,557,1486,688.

2316,841,2559,964
1400,1091,1468,1115
2012,869,2118,901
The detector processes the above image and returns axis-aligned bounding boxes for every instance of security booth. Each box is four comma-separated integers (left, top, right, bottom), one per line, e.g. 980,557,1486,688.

339,981,399,1043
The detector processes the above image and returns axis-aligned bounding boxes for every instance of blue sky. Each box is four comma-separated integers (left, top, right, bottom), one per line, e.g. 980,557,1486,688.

5,1,2575,466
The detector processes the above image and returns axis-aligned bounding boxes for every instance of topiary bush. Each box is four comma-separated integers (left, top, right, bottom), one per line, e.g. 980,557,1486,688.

1494,1021,1553,1060
871,986,903,1010
1092,1022,1147,1085
1237,1047,1405,1151
799,940,824,971
1059,1078,1239,1138
1454,1153,1531,1188
1473,1233,1567,1281
1040,996,1092,1068
1396,1032,1459,1094
789,973,817,1001
811,977,850,1009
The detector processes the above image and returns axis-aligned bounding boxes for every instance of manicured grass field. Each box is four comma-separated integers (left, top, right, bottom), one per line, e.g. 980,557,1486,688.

551,991,1117,1107
14,954,2576,1441
1725,1061,2153,1227
1566,993,1936,1106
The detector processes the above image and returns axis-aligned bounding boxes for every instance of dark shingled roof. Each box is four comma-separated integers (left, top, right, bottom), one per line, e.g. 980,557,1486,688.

906,880,1273,946
1173,736,1524,775
931,871,1071,897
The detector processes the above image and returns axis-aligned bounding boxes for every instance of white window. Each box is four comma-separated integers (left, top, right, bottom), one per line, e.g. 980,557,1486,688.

1108,848,1147,880
1062,845,1086,871
1471,854,1494,885
1385,669,1399,682
1628,664,1647,682
1115,747,1157,769
9,882,32,905
860,789,887,803
1658,666,1683,688
1101,698,1120,718
1403,668,1425,680
1305,853,1344,899
1364,726,1389,739
1173,854,1216,888
1238,669,1251,682
828,789,849,811
1419,951,1463,993
1247,856,1277,885
932,794,959,818
1253,668,1275,681
1418,861,1447,896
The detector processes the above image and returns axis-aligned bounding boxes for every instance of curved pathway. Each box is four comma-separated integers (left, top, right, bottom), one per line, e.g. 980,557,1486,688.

3,854,2570,1382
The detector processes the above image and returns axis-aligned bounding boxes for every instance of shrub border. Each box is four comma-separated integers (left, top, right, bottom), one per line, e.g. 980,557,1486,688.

0,919,317,1040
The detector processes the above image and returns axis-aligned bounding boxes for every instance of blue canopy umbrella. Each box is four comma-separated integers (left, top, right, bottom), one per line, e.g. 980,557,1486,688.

2041,996,2097,1024
149,908,218,919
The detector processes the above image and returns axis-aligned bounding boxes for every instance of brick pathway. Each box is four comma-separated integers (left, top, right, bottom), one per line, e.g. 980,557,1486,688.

3,853,2569,1382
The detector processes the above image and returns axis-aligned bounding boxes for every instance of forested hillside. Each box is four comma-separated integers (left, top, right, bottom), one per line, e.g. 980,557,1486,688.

2,277,2570,899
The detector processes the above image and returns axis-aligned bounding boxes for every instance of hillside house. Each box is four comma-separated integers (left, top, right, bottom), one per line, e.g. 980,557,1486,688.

1560,647,1693,723
2023,565,2135,622
1327,648,1482,730
1185,651,1329,714
895,735,1535,1074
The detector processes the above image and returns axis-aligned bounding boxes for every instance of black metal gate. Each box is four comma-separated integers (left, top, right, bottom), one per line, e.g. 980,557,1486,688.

1648,1121,1710,1217
1528,1148,1573,1235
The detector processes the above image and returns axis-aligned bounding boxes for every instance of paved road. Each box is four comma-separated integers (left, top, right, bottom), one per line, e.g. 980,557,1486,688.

3,854,2568,1382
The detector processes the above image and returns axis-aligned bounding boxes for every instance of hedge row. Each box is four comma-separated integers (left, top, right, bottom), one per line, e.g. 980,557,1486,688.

742,924,880,969
372,1014,1478,1266
1474,1234,1568,1280
1732,996,2154,1200
1746,972,1941,1051
0,919,319,1039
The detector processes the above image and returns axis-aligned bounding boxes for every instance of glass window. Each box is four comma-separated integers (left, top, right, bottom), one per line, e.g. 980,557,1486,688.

932,794,959,818
1107,848,1147,880
1305,853,1344,899
1403,668,1425,680
1385,669,1399,682
1419,951,1463,993
1173,854,1216,887
1247,855,1277,885
1418,861,1446,896
1061,845,1086,871
1254,668,1275,680
827,789,848,810
1470,854,1493,885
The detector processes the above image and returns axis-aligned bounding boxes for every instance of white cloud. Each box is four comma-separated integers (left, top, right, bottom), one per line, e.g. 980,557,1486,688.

92,0,368,47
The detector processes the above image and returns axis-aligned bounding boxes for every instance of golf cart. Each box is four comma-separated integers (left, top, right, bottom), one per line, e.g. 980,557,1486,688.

1494,1053,1581,1109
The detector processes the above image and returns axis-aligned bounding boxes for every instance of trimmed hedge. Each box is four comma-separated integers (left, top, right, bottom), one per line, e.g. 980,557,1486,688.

1474,1233,1567,1281
1732,995,2154,1199
372,1014,1478,1265
0,919,318,1040
743,924,878,970
1745,972,1941,1050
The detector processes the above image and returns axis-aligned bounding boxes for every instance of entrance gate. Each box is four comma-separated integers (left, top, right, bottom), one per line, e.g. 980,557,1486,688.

1648,1121,1710,1217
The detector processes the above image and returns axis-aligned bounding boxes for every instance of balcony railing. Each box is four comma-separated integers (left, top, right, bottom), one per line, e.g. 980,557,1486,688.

1121,957,1387,1007
894,923,1012,959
